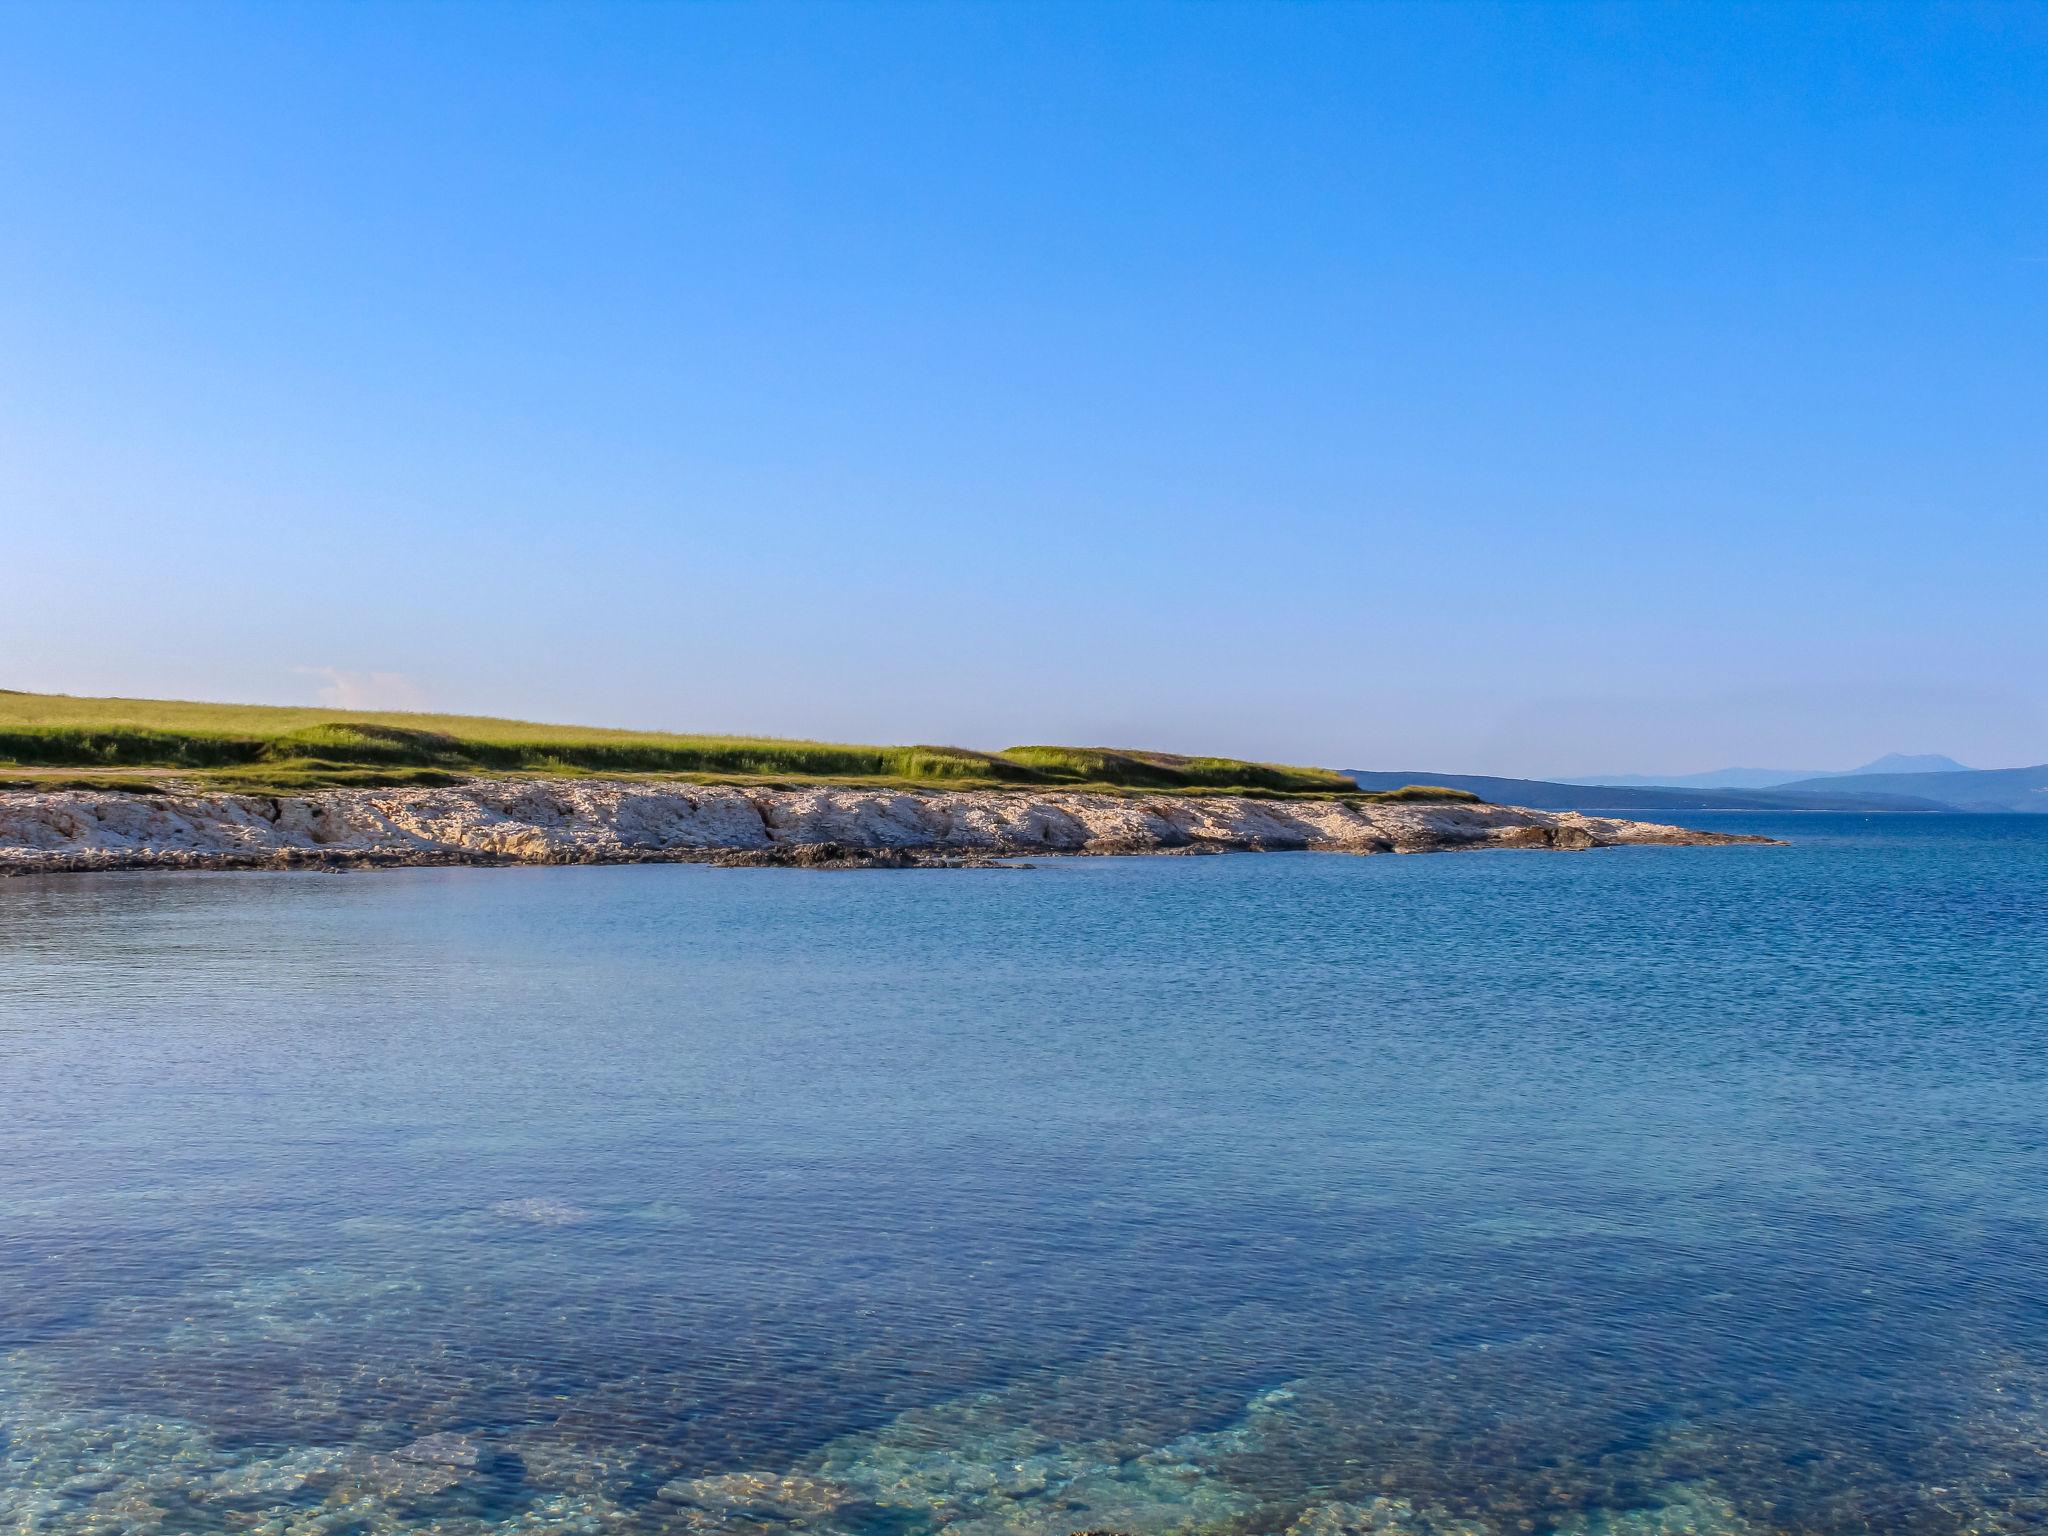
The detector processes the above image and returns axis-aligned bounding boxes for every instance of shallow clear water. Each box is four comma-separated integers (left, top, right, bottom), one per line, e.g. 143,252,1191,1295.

3,815,2045,1536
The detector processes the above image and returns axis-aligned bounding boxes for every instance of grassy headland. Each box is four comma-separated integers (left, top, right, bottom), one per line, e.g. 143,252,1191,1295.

0,690,1478,802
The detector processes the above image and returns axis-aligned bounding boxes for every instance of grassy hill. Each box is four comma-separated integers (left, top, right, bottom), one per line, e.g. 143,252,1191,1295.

0,690,1467,801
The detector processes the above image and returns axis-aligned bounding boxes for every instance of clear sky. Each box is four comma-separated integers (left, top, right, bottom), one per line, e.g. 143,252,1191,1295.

2,2,2042,777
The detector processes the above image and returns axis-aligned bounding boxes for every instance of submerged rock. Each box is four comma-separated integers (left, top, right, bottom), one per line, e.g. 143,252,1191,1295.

654,1468,864,1525
395,1430,483,1468
1285,1497,1493,1536
501,1424,650,1496
334,1448,470,1501
489,1196,596,1226
1546,1482,1758,1535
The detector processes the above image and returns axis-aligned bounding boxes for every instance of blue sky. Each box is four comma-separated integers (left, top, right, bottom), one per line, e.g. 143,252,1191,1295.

2,2,2042,776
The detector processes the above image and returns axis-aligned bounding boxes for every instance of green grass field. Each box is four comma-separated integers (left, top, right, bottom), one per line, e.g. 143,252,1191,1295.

0,690,1478,802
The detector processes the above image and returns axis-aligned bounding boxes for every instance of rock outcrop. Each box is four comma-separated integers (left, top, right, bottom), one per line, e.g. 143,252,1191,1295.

0,782,1777,876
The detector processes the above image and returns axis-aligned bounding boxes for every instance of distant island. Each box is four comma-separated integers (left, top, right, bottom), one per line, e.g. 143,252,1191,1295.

1347,759,2048,814
0,691,1772,874
1561,753,1973,791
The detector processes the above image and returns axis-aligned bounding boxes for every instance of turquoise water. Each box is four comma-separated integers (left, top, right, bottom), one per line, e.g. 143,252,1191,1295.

2,815,2045,1535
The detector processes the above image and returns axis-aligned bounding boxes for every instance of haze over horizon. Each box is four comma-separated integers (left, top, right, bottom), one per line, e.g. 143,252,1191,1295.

4,3,2043,778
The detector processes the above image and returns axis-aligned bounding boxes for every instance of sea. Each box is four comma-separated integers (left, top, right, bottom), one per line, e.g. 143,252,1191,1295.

2,813,2043,1535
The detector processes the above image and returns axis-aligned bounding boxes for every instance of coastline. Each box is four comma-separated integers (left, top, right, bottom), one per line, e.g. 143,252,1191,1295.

0,781,1779,876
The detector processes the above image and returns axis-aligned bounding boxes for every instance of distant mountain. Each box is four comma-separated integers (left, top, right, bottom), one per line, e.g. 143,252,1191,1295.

1838,752,1971,776
1563,767,1833,790
1568,752,1971,791
1768,763,2048,813
1344,771,1950,814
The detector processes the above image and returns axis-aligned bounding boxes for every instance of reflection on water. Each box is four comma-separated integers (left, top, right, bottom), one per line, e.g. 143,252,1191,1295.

2,817,2045,1534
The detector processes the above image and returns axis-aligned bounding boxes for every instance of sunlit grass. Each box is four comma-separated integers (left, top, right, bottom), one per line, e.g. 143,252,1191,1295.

0,690,1477,802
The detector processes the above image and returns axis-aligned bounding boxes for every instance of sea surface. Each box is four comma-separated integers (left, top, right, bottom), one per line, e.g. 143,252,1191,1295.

2,815,2045,1536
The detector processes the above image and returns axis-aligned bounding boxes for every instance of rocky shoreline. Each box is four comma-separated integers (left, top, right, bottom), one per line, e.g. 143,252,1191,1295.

0,781,1778,876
